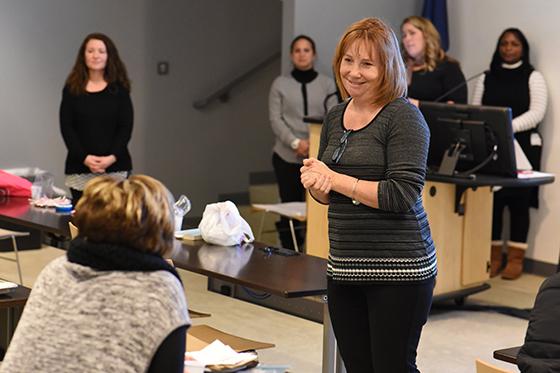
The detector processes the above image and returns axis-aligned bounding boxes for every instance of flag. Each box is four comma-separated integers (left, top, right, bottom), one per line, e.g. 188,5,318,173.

422,0,449,51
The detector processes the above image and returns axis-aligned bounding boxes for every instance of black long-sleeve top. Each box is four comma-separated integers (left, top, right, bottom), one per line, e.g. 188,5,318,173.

59,83,133,174
408,59,467,104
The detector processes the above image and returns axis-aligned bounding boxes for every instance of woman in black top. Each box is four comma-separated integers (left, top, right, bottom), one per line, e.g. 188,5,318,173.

472,28,548,280
60,33,133,203
401,16,467,106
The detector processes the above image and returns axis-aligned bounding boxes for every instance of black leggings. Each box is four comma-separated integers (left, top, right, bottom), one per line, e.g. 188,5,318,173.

69,188,83,206
327,278,435,373
492,187,531,243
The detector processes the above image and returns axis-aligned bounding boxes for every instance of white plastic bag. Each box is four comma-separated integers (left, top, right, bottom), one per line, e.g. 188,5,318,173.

198,201,254,246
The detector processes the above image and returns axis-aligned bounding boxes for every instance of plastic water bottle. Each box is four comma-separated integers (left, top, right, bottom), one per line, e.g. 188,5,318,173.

174,195,191,231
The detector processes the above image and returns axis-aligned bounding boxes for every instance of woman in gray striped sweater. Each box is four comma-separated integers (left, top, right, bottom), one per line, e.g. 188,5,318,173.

301,18,436,373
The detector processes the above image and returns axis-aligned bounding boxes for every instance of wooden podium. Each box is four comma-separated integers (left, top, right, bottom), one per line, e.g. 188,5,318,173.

303,119,553,301
306,122,330,259
422,182,492,298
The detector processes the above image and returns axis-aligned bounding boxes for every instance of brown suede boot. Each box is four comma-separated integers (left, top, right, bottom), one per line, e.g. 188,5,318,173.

501,245,526,280
490,244,503,277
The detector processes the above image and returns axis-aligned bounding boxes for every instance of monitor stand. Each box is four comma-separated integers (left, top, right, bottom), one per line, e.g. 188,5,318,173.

438,142,466,176
429,142,476,180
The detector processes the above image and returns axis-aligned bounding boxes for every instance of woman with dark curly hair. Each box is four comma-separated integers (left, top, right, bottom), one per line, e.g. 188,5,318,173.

60,32,134,204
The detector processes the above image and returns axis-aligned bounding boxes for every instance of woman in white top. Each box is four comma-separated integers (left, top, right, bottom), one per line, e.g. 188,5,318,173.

471,28,547,280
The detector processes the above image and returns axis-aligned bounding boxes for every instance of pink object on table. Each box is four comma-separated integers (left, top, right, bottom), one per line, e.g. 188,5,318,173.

0,170,32,198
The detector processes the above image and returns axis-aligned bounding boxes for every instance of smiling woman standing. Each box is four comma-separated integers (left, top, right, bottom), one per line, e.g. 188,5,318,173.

300,18,436,372
60,33,133,204
269,34,337,250
401,16,466,106
472,28,548,280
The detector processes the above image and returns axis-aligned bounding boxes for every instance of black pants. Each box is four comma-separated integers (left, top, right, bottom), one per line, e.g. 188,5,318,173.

327,278,435,373
272,153,305,250
68,172,131,208
70,188,83,206
492,187,531,243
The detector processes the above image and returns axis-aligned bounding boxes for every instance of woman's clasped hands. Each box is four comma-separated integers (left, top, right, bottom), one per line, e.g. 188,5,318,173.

84,154,116,173
300,157,335,194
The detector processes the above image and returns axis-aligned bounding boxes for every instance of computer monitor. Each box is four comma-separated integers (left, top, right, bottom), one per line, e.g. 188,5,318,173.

420,102,517,178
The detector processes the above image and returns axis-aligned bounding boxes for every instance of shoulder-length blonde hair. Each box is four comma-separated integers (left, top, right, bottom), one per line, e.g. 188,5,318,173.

333,17,407,106
74,175,175,257
401,16,447,72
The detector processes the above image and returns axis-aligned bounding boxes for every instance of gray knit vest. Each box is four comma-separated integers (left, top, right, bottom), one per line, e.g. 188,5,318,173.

1,256,190,373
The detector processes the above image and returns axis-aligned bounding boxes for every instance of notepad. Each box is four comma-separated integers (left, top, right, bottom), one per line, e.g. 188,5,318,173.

514,138,532,171
185,340,258,371
0,280,18,294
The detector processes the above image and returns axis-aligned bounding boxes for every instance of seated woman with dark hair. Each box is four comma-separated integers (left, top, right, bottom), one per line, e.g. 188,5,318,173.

0,175,190,373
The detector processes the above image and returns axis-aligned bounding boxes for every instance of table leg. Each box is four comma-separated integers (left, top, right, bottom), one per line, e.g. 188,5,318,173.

288,219,299,253
322,300,346,373
257,212,267,241
11,235,24,285
6,307,14,348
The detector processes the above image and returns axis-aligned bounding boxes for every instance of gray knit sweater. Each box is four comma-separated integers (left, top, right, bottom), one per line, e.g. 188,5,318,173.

0,256,190,373
319,97,437,283
269,73,337,164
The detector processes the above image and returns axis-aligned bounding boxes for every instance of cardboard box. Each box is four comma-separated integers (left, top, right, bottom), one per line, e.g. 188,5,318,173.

188,309,211,319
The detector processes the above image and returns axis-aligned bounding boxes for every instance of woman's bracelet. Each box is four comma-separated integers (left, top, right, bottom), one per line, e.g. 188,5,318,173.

351,178,360,206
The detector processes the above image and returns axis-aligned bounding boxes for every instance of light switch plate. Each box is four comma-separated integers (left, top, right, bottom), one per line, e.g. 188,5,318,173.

157,61,169,75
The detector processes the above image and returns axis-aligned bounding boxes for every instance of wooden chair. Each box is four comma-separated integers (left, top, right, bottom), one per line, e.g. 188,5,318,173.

0,228,29,284
252,202,306,252
69,222,78,239
476,359,514,373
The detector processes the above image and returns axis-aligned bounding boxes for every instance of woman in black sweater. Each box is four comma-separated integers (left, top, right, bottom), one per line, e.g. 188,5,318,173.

60,33,133,203
472,28,548,280
401,16,467,106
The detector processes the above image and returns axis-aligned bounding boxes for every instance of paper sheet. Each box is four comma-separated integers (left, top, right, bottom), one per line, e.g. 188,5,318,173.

185,339,257,366
514,138,532,171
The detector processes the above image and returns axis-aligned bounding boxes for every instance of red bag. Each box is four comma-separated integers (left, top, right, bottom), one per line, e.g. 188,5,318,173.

0,170,32,198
